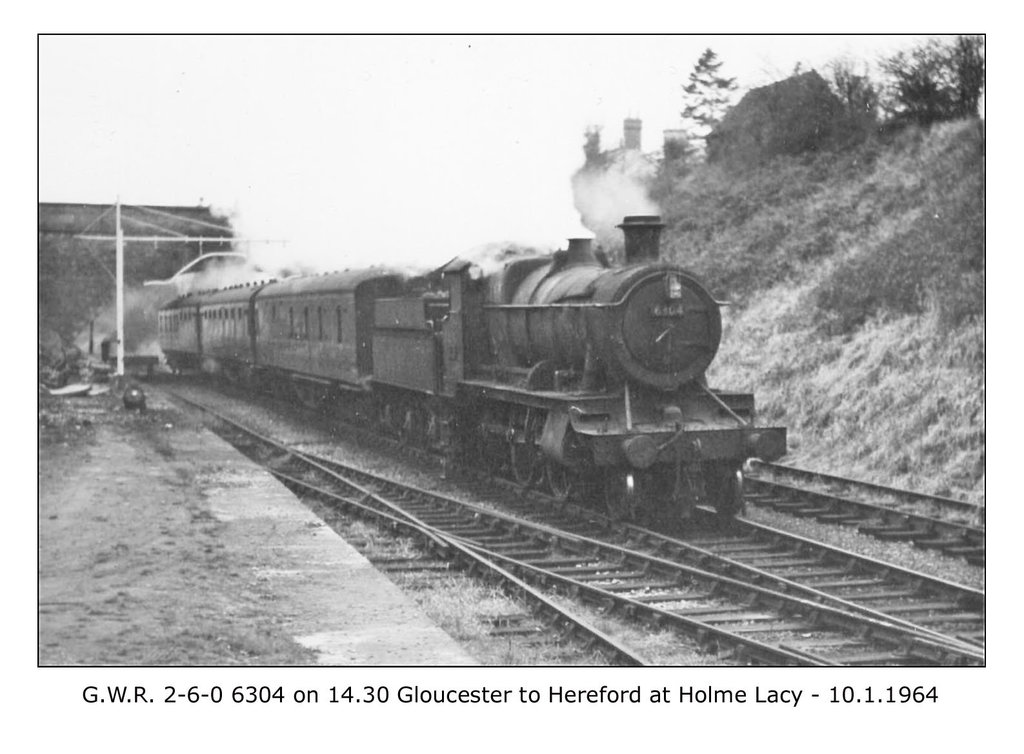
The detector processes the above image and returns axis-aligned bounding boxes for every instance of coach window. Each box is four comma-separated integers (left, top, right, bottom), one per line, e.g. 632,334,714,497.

289,307,295,339
318,306,324,340
303,307,310,341
336,306,343,343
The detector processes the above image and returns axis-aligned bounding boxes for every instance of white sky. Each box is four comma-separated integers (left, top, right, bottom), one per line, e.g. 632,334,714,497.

39,34,940,272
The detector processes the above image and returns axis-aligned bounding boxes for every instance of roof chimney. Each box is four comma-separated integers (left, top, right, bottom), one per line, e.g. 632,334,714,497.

623,118,642,150
618,215,665,264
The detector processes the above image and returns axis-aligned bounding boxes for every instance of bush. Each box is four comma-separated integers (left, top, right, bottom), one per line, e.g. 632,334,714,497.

813,134,983,334
879,36,985,126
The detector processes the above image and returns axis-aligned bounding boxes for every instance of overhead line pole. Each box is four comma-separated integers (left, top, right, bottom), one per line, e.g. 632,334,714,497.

115,199,125,377
76,201,288,377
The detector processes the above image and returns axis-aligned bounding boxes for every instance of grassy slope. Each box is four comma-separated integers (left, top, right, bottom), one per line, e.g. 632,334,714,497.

655,120,985,502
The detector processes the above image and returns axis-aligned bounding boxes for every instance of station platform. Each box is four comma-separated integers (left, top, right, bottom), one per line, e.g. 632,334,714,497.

38,388,476,666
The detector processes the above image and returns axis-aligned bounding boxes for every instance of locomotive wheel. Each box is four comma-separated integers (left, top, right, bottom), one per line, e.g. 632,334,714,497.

293,380,325,410
380,401,404,437
545,461,574,501
707,466,745,520
603,470,635,521
239,365,256,391
425,409,441,450
508,409,543,485
399,407,426,447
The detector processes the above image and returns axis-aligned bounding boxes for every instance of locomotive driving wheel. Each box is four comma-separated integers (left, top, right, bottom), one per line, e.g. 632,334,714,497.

706,465,745,520
603,470,636,521
292,380,325,410
545,461,574,501
399,407,428,447
508,408,543,485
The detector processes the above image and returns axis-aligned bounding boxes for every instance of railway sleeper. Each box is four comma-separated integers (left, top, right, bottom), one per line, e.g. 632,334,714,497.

957,631,986,645
940,545,986,557
911,613,986,625
908,536,960,549
730,551,814,562
782,637,870,649
833,587,922,600
520,555,601,568
487,547,552,560
683,536,759,547
738,557,825,569
879,601,965,615
708,547,793,559
801,576,883,588
696,541,776,553
857,524,924,540
546,563,626,576
674,608,776,620
442,525,498,537
470,532,531,544
829,651,922,666
417,514,475,526
628,591,716,604
766,567,853,579
815,512,867,524
715,621,816,634
598,580,682,593
472,535,537,548
573,570,651,583
779,505,835,517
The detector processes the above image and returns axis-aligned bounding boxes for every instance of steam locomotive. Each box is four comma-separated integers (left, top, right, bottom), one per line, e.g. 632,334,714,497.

158,216,786,523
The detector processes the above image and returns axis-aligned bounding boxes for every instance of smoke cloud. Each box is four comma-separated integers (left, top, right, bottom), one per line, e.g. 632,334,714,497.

571,152,659,249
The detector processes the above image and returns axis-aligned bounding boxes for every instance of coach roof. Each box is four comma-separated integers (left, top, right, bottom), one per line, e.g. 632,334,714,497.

256,268,405,299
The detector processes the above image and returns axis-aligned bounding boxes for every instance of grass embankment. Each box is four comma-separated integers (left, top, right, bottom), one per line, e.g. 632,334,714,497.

657,120,984,502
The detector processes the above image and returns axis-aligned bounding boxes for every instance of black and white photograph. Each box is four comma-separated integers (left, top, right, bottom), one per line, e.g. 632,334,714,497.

29,25,996,748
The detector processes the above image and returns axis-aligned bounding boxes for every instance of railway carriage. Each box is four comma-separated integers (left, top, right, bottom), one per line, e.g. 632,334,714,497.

158,294,202,371
195,284,264,379
251,270,405,404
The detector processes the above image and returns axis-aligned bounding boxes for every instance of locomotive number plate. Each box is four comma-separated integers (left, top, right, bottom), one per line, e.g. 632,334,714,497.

651,303,689,318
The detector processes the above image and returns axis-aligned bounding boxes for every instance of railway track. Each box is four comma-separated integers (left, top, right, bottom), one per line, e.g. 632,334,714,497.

625,514,984,651
168,388,983,667
449,479,984,653
749,460,984,524
743,463,985,567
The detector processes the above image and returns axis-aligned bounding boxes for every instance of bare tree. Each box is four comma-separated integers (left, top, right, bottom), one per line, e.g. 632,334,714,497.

879,36,984,126
828,58,879,123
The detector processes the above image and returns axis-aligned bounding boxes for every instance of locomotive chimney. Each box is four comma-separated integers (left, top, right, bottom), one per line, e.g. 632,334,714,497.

618,215,665,264
565,237,598,266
